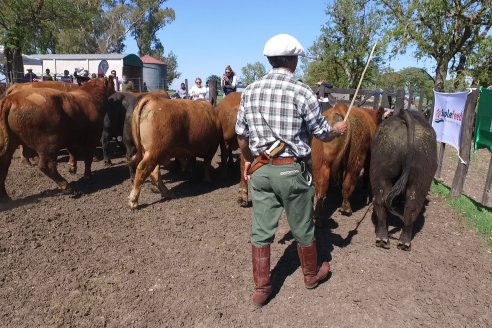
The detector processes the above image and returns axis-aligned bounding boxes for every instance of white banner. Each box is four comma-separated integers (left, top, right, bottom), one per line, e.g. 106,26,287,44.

432,91,468,150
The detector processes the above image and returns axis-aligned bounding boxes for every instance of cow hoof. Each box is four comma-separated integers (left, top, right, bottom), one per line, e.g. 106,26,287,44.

397,242,411,251
376,238,390,249
21,158,32,166
339,208,352,216
70,190,83,199
150,185,160,194
128,200,139,209
67,165,77,174
237,197,249,207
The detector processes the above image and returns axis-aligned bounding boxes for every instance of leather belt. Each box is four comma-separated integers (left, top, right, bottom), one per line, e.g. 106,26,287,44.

248,154,297,175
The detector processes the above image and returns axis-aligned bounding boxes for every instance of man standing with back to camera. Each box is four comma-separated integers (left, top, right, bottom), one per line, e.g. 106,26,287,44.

235,33,347,308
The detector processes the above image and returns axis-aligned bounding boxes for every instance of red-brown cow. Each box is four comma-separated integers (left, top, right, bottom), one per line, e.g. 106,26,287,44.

311,103,383,218
5,81,82,168
0,78,115,200
215,92,249,206
128,95,221,209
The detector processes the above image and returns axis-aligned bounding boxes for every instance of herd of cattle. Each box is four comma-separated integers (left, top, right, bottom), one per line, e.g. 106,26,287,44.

0,78,437,250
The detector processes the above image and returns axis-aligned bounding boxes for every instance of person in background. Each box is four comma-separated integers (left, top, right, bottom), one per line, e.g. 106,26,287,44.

204,80,210,100
315,80,333,101
60,70,73,83
142,82,148,92
121,75,134,92
74,69,91,86
188,78,207,100
235,33,347,308
23,68,38,83
91,73,97,79
42,68,53,81
221,65,237,96
177,82,188,99
110,70,120,91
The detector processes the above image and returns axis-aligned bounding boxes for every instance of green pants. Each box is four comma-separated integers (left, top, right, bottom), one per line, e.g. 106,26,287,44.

250,161,315,247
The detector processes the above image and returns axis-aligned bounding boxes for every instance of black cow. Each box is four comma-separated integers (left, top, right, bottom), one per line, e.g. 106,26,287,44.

101,90,170,180
370,110,437,251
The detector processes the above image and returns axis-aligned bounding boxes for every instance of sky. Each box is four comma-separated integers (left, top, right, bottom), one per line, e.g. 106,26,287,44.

125,0,434,91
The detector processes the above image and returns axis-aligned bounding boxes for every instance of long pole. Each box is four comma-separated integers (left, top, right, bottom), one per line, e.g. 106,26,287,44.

344,41,378,122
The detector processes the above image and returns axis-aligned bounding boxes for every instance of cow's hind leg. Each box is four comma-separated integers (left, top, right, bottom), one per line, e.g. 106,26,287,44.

237,153,249,207
37,154,73,195
373,185,392,249
128,152,158,209
340,170,359,216
0,145,16,200
149,164,173,200
398,190,424,251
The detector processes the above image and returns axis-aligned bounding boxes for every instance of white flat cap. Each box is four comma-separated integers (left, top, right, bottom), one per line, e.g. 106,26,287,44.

263,33,305,57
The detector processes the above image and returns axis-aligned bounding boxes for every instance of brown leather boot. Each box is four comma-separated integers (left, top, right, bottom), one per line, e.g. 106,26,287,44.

252,244,272,307
297,241,330,289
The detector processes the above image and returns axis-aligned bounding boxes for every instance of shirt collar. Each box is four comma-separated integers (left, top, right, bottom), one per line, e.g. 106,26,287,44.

269,67,294,77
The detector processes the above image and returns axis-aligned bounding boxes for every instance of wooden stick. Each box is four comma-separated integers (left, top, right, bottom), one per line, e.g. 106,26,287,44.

344,42,378,122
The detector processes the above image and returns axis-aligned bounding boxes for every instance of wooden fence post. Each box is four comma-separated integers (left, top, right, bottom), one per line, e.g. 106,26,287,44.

394,88,405,116
418,89,424,111
209,79,217,106
451,89,479,197
482,155,492,206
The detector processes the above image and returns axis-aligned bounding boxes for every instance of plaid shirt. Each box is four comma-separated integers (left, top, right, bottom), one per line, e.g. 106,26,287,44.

235,68,331,158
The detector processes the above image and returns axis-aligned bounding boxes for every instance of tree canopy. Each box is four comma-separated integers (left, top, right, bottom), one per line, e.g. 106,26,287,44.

0,0,179,85
304,0,387,89
381,0,492,91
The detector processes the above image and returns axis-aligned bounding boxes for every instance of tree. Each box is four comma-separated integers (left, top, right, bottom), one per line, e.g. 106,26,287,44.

127,0,175,57
305,0,387,89
381,0,492,91
163,51,180,87
467,36,492,87
0,0,98,82
241,62,266,85
399,67,435,104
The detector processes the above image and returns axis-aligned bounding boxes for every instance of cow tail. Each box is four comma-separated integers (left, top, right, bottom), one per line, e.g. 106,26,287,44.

331,113,350,183
385,110,416,220
0,97,11,158
132,96,150,163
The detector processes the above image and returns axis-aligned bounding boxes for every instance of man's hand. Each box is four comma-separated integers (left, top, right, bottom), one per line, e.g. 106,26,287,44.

332,121,348,136
244,161,252,181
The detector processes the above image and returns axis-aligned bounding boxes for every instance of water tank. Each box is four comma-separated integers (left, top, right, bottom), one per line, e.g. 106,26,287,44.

140,55,167,91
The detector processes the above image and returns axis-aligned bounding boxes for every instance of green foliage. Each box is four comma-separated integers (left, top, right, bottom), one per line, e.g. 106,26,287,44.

304,0,387,89
241,62,267,85
381,0,492,91
431,180,492,246
467,36,492,87
163,51,180,87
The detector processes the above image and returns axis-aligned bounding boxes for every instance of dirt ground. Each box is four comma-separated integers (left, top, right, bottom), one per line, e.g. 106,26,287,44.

1,144,491,328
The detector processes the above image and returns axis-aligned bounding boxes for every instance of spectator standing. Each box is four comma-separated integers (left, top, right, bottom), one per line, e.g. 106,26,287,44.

204,80,210,100
42,68,53,81
235,33,347,308
177,82,188,99
142,82,148,92
60,70,73,83
221,65,237,96
189,78,207,100
23,69,38,83
74,69,91,86
110,70,120,91
121,75,134,92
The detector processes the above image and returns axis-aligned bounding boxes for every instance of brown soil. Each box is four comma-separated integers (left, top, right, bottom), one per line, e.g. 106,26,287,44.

1,144,491,328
